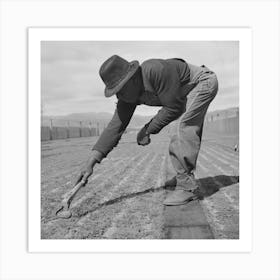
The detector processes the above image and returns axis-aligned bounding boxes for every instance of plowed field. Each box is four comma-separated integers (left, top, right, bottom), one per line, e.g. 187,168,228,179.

41,131,239,239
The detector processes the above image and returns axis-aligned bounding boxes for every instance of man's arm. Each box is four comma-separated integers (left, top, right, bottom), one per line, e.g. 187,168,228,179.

91,99,137,161
76,100,136,184
145,106,184,135
136,106,184,145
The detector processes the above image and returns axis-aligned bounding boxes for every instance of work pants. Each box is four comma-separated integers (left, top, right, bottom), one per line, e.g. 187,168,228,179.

169,64,219,189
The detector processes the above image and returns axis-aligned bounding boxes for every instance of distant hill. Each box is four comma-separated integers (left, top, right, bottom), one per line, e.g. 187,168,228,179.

66,112,113,120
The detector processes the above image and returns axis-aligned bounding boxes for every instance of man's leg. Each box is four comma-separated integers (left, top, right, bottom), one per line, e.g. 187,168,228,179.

163,73,218,206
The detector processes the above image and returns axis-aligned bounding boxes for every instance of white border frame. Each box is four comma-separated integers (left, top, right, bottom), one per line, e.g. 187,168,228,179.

28,27,252,253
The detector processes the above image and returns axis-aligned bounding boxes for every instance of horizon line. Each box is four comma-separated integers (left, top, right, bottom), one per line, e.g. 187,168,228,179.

43,105,239,118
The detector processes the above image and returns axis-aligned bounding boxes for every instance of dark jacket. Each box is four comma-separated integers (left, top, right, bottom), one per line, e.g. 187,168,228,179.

92,58,197,162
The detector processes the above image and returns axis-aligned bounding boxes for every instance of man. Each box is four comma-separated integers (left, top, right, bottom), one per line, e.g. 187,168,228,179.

76,55,218,206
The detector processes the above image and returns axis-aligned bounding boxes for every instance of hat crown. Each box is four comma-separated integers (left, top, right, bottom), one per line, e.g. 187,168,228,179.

99,55,130,89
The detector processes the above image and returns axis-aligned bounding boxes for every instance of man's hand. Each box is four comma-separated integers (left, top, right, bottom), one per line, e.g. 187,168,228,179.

75,157,97,185
138,134,151,146
137,125,151,146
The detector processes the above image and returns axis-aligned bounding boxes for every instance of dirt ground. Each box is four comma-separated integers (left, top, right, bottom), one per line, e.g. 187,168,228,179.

41,131,239,239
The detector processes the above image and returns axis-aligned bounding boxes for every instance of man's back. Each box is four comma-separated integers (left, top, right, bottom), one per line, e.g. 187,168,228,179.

140,58,191,109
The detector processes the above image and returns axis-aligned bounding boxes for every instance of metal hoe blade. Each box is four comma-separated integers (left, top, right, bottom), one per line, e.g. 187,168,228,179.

55,180,86,219
55,202,72,219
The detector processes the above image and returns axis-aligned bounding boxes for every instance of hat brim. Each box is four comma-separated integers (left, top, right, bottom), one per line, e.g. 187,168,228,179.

104,60,139,98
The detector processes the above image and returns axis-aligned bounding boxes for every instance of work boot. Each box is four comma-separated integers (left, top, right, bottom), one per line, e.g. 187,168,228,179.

164,176,176,189
163,173,202,206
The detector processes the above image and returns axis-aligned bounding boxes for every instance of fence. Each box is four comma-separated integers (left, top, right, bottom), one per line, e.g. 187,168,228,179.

41,110,239,141
41,119,106,141
204,111,239,135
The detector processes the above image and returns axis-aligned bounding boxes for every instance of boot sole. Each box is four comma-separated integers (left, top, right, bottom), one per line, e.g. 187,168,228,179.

163,195,199,206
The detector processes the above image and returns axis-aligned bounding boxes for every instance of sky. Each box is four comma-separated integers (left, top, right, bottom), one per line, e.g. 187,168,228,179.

41,41,239,116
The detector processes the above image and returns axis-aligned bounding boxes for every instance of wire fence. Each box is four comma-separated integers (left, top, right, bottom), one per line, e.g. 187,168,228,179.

41,110,239,141
41,119,107,141
204,110,239,135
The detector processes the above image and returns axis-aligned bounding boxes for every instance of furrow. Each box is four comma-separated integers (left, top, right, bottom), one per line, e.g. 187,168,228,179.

48,156,133,194
201,148,238,171
203,145,239,164
71,153,145,208
197,161,239,239
199,151,238,177
76,153,161,232
206,142,239,160
100,153,158,203
102,199,135,239
101,153,166,239
156,151,168,187
198,162,239,211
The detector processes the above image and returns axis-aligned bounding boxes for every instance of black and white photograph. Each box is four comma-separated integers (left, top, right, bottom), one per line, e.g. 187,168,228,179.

40,40,239,240
2,1,280,279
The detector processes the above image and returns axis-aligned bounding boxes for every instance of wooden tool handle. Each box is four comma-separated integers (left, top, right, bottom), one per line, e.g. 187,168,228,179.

62,180,86,202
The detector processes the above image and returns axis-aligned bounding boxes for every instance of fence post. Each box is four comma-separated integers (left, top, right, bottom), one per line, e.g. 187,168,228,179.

79,121,82,137
67,120,70,138
50,119,53,140
89,121,92,136
97,122,100,136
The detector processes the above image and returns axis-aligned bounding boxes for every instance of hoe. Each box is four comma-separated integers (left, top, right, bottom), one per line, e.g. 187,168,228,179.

55,177,89,219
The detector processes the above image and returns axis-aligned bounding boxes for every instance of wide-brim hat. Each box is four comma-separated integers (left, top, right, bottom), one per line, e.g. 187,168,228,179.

99,55,140,98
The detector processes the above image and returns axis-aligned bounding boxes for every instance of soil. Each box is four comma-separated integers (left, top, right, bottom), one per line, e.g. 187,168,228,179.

41,131,239,239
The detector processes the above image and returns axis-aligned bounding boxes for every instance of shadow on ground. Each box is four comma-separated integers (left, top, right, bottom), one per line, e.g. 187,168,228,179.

50,175,239,222
73,185,167,218
73,175,238,216
197,175,239,197
164,175,239,198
